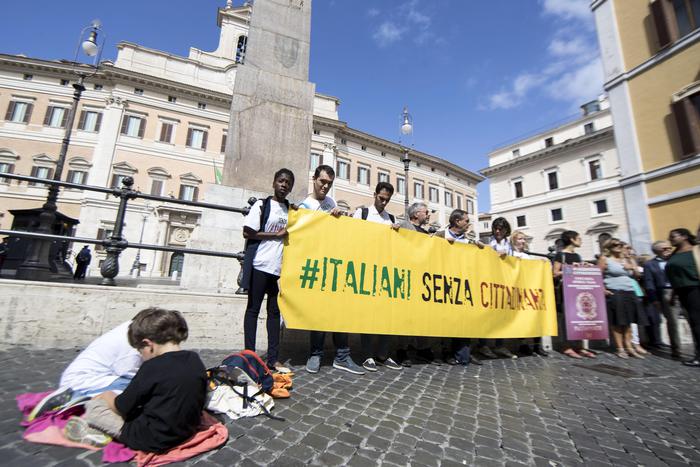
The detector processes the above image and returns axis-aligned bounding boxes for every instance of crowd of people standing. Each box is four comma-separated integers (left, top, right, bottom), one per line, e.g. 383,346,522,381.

241,164,700,373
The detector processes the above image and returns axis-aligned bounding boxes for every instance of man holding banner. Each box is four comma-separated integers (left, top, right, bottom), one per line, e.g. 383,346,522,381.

353,182,403,372
300,165,365,375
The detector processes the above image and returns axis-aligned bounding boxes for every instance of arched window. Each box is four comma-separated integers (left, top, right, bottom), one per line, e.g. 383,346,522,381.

235,35,248,64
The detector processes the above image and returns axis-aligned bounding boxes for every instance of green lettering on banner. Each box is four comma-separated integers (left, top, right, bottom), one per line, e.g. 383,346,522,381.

299,258,319,289
359,263,371,296
321,256,328,291
329,258,342,292
380,266,392,298
393,268,405,299
344,260,358,294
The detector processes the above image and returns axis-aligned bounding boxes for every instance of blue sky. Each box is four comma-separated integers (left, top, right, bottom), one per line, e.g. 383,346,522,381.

0,0,603,211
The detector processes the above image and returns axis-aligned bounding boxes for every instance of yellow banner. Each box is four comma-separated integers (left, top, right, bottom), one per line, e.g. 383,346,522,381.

279,210,558,338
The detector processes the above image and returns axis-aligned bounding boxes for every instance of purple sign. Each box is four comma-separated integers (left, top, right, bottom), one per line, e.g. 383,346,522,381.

563,265,609,340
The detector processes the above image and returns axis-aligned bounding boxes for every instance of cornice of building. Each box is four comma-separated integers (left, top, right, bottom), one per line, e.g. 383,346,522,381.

313,116,485,184
480,127,614,177
217,4,252,26
489,107,611,155
116,41,238,73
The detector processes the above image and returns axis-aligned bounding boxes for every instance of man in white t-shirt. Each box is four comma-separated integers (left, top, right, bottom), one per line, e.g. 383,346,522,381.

242,168,294,370
300,165,365,375
352,182,402,372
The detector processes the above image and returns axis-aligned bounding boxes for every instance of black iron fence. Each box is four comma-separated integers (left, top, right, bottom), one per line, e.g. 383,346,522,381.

0,173,250,286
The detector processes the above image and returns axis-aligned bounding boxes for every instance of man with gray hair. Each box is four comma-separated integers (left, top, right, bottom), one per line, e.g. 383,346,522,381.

402,202,431,234
643,240,681,357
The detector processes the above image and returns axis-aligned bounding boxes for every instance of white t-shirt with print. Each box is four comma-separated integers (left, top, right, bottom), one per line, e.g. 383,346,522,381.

299,195,336,213
352,205,393,225
244,199,289,277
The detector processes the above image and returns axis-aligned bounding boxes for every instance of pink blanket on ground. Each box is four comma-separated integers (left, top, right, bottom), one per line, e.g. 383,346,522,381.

16,392,229,466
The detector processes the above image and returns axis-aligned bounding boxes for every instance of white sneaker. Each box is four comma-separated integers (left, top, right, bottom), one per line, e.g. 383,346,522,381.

362,358,378,372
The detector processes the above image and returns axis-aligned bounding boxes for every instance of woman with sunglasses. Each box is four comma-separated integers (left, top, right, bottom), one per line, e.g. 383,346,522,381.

599,238,649,358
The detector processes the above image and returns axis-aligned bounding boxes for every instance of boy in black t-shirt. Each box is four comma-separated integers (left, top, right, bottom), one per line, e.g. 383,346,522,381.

64,308,207,452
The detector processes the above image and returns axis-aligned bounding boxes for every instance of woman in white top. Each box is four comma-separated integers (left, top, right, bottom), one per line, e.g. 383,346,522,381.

511,230,549,357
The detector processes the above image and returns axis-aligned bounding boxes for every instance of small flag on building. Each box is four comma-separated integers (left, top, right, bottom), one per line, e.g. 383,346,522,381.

213,160,223,185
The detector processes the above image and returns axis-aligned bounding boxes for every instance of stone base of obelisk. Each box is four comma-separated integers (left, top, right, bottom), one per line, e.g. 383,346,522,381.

180,183,267,293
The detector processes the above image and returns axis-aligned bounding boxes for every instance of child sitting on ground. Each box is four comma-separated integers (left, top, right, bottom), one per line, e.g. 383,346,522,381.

64,307,207,452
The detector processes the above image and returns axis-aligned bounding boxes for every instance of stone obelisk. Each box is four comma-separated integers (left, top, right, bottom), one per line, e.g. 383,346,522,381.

181,0,314,292
223,0,315,201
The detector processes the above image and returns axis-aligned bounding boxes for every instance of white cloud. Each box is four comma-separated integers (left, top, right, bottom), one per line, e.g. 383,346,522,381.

548,37,588,57
541,0,592,22
483,1,602,110
547,58,603,104
370,0,437,47
373,21,406,47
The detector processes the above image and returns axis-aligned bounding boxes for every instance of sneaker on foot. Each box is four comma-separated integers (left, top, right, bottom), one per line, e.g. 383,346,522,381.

518,344,534,356
333,358,366,375
363,358,378,372
305,355,321,374
470,355,484,366
28,387,73,421
478,346,497,359
494,347,517,359
534,346,549,357
64,417,111,447
378,357,403,371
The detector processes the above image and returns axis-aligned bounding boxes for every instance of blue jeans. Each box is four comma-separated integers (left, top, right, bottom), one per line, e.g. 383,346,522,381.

75,376,132,398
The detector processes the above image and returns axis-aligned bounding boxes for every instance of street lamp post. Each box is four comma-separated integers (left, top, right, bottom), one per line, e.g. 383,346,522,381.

400,107,413,221
16,20,105,281
130,203,151,277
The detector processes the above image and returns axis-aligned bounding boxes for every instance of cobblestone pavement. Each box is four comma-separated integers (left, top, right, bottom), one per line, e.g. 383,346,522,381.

1,346,699,466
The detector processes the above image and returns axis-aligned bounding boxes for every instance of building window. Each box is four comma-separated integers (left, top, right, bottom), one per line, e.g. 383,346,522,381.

111,173,129,188
414,181,424,199
0,162,15,184
158,122,174,143
589,159,603,180
23,74,33,81
397,176,406,195
378,171,389,184
236,35,248,64
134,88,144,95
672,90,700,158
551,208,563,222
179,184,199,201
220,133,227,153
29,166,53,186
186,127,208,150
310,152,322,169
456,194,462,210
150,179,164,196
429,186,439,203
78,110,102,132
547,171,559,190
93,84,103,91
445,191,453,208
168,95,177,103
121,115,146,138
357,165,370,185
513,179,523,198
512,148,520,157
594,199,609,215
313,129,320,135
60,79,70,86
516,215,527,227
584,122,595,135
44,106,68,128
5,101,34,123
95,227,114,251
651,0,700,48
66,170,87,185
336,159,350,180
466,199,474,214
545,137,554,148
361,145,367,151
197,102,207,110
340,138,347,145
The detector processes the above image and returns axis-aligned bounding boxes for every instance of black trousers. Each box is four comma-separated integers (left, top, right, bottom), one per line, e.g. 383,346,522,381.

244,268,281,366
677,286,700,359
